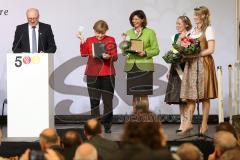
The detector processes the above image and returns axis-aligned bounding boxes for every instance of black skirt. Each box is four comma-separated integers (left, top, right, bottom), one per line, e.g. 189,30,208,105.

164,63,185,104
127,64,153,95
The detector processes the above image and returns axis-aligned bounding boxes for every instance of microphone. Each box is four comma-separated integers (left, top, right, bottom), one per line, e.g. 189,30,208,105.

12,34,23,53
39,32,45,53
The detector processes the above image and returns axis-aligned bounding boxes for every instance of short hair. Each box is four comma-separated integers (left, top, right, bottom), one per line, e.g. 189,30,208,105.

220,147,240,160
216,122,237,139
177,143,203,160
177,16,192,31
40,130,59,145
84,119,101,136
214,131,237,153
93,20,108,34
61,130,81,148
129,10,147,28
74,143,97,160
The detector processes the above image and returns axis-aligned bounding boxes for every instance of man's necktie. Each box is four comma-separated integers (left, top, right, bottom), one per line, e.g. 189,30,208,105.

32,26,37,53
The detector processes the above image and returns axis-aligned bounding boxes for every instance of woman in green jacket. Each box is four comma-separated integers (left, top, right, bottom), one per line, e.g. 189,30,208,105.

123,10,160,110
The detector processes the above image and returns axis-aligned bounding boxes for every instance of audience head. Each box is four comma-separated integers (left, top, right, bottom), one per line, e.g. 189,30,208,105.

220,147,240,160
39,128,60,152
61,130,81,148
84,119,102,139
213,131,237,157
26,8,39,27
176,143,203,160
74,143,97,160
216,122,237,139
122,111,167,149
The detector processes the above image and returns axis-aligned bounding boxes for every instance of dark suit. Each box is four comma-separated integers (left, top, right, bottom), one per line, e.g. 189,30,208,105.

12,22,56,53
87,135,119,160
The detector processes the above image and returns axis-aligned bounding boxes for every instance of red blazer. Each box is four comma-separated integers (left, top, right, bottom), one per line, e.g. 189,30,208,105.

80,36,118,76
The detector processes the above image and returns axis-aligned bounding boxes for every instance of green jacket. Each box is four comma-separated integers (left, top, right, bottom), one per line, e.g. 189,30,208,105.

124,27,160,71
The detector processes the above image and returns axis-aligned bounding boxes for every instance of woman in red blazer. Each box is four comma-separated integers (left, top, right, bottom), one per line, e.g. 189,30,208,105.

78,20,117,133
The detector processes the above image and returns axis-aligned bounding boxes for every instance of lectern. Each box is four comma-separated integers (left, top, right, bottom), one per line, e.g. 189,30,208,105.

7,53,54,138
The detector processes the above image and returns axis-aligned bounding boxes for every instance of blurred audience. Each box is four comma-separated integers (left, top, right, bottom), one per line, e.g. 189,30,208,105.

74,143,97,160
220,146,240,160
39,128,63,155
176,143,203,160
84,118,119,160
61,130,81,160
216,122,237,139
20,148,64,160
208,131,237,160
113,111,174,160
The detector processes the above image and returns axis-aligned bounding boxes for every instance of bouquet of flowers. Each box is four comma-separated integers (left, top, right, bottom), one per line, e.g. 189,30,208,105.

173,37,201,56
162,36,200,64
162,47,182,64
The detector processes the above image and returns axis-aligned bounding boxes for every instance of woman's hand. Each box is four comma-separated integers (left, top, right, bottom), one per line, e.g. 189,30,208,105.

76,32,85,43
102,53,110,59
137,51,146,57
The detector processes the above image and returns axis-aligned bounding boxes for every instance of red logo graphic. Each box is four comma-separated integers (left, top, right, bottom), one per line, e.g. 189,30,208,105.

23,56,31,64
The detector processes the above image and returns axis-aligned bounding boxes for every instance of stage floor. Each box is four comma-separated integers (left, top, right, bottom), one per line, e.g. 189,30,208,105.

1,124,216,142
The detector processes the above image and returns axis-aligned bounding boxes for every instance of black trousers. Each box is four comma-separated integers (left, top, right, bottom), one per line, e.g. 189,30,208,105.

87,75,115,127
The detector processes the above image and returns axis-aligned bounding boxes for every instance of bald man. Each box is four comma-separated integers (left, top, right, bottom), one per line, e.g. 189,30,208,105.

74,143,97,160
39,128,63,156
208,131,237,160
177,143,203,160
12,8,56,53
84,119,119,160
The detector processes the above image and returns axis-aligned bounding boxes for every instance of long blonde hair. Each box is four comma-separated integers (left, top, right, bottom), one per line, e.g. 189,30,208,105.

194,6,211,32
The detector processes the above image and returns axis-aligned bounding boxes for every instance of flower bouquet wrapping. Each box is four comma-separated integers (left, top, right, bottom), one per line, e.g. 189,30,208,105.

173,37,201,58
163,36,200,64
162,47,182,64
162,36,200,80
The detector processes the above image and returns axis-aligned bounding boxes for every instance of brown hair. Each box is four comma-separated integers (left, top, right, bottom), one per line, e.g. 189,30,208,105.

122,112,164,149
194,6,211,32
216,122,238,139
93,20,109,33
178,16,192,31
129,10,147,28
177,143,203,160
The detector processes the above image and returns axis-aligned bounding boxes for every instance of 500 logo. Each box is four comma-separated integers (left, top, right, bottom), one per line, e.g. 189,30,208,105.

15,56,40,67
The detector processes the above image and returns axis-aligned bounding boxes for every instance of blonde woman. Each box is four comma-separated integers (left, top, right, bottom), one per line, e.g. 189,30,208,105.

78,20,118,133
180,6,218,135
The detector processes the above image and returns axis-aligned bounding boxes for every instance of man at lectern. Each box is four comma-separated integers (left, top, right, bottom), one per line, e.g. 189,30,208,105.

12,8,56,53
